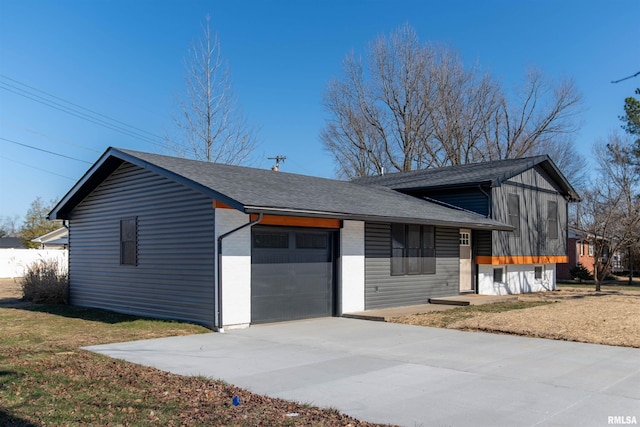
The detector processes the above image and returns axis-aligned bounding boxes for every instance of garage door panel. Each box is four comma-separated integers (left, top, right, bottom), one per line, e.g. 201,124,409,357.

251,227,335,324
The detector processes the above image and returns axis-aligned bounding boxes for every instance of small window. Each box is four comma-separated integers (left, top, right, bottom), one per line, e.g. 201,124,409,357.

579,241,584,256
460,232,470,246
534,266,543,280
547,200,558,240
588,243,594,257
120,217,138,266
296,233,328,249
508,194,520,237
253,231,289,249
493,268,503,283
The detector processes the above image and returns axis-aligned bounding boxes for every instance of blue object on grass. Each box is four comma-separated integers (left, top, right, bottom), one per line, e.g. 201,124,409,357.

233,395,240,406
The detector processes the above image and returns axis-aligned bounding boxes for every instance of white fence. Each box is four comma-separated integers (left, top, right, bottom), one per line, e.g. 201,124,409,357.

0,249,69,278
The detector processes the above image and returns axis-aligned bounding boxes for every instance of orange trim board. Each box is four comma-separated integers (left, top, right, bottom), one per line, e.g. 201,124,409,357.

213,201,341,228
213,200,234,209
249,214,341,229
476,256,568,265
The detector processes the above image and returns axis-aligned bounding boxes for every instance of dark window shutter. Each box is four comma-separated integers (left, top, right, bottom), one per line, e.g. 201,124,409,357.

547,201,558,240
508,194,520,237
391,224,405,275
120,217,138,266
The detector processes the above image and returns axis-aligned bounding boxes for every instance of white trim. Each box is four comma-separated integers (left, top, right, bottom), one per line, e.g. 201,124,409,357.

479,264,556,295
340,221,365,313
215,208,252,328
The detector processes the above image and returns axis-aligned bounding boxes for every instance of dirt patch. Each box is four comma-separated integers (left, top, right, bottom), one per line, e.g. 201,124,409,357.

392,287,640,348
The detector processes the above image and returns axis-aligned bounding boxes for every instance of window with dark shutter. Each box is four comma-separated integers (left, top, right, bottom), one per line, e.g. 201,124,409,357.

391,224,406,275
391,224,436,276
508,194,520,237
120,217,137,266
422,225,436,274
547,200,558,240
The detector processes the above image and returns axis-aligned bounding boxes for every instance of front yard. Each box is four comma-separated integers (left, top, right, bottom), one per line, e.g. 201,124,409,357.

0,278,388,427
2,277,638,426
391,283,640,348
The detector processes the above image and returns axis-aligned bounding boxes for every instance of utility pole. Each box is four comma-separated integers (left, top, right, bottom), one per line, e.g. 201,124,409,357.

268,155,286,171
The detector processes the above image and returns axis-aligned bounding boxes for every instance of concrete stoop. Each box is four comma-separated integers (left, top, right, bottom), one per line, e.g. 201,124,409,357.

343,294,519,322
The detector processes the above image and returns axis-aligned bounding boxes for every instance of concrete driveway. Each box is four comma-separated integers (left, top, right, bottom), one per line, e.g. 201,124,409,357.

85,318,639,427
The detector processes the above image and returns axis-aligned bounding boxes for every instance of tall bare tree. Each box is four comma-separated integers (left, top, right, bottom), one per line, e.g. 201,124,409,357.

579,133,640,290
321,24,583,178
174,16,257,164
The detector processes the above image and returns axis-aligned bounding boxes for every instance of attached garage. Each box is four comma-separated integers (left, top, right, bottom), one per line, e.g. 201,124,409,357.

251,226,337,323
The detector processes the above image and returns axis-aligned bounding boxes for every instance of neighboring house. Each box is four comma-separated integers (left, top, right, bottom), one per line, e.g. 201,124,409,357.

557,228,626,279
0,237,26,249
31,227,68,249
354,156,580,295
49,147,514,330
557,228,595,279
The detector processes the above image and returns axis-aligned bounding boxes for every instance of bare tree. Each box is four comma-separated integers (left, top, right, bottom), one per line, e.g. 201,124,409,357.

427,45,502,166
321,24,584,178
489,68,583,160
321,24,434,177
173,16,257,164
579,133,640,290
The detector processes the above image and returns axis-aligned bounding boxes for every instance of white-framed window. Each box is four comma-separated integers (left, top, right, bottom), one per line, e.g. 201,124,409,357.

493,267,504,283
588,243,594,257
579,241,584,256
459,231,470,246
534,266,543,280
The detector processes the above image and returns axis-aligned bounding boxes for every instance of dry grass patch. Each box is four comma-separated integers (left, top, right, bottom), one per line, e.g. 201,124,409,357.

392,286,640,348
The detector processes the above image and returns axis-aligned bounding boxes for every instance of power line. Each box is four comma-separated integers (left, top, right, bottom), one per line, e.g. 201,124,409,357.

0,136,92,164
0,82,170,149
0,119,101,154
0,74,172,150
0,154,76,180
611,71,640,84
0,74,166,141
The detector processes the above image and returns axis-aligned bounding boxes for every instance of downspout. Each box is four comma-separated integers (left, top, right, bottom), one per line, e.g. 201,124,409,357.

477,184,491,294
478,184,491,218
216,213,263,333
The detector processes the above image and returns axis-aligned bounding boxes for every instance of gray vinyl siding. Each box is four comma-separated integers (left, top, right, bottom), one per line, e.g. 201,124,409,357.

68,162,216,328
491,167,568,258
364,222,459,309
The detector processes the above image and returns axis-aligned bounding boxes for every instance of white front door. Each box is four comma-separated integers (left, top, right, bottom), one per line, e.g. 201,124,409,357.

459,229,473,292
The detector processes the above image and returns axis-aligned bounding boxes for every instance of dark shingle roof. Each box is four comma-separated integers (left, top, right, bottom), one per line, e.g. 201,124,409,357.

353,156,580,201
49,147,513,230
0,237,26,248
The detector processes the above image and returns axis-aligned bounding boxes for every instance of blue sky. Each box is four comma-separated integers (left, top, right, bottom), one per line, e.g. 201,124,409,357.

1,0,638,222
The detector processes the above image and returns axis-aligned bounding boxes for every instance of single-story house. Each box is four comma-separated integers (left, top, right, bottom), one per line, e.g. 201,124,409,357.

31,226,69,249
49,148,577,330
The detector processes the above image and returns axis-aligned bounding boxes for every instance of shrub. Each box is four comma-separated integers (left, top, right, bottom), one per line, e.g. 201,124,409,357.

21,259,69,304
569,262,593,283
